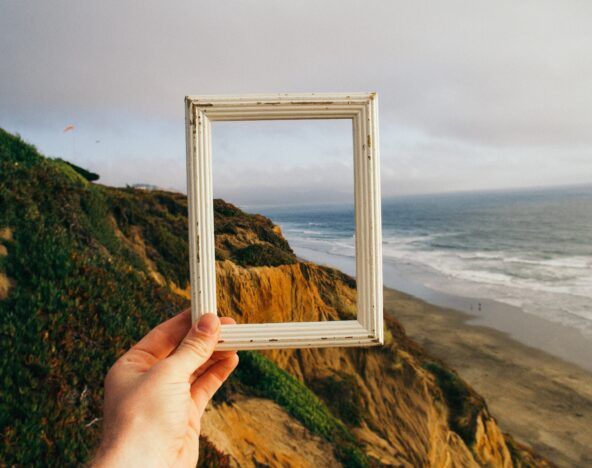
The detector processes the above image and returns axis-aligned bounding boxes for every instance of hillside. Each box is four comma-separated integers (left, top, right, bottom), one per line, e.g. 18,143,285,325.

0,128,548,467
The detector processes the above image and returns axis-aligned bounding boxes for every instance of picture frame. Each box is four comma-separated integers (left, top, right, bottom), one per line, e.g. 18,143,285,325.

185,93,383,350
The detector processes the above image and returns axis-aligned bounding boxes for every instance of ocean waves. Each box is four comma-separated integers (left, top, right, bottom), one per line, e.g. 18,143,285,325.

261,186,592,336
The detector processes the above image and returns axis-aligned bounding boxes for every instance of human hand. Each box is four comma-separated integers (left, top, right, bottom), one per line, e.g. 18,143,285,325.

92,310,238,468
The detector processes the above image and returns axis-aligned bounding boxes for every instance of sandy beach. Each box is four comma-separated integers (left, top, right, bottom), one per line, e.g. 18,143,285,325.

384,287,592,467
288,231,592,466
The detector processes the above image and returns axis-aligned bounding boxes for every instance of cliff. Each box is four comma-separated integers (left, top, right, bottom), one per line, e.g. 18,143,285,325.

0,128,548,467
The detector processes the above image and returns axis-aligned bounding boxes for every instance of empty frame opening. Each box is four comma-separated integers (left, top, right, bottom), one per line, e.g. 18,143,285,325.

212,119,357,323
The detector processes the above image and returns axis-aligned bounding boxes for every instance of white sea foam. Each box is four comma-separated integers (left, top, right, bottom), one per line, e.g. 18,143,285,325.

274,188,592,337
285,228,324,236
378,234,592,335
285,231,592,335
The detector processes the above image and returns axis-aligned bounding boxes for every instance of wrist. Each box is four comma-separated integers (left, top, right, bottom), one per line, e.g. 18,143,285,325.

92,433,165,468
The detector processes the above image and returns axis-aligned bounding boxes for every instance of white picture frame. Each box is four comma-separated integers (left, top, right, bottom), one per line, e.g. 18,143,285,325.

185,93,383,350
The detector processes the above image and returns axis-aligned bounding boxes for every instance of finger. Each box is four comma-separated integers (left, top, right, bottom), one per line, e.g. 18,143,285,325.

188,317,237,383
210,316,237,359
128,309,191,361
165,313,220,378
191,354,239,416
189,350,238,383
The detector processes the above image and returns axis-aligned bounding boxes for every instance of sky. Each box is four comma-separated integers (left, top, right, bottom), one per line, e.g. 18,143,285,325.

1,1,591,206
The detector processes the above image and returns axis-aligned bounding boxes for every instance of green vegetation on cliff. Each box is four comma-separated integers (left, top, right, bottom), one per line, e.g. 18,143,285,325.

230,351,368,467
0,129,186,464
0,129,360,466
423,361,482,447
0,129,546,467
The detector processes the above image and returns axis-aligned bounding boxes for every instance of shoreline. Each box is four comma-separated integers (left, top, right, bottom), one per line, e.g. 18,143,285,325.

293,244,592,373
292,244,592,465
383,286,592,467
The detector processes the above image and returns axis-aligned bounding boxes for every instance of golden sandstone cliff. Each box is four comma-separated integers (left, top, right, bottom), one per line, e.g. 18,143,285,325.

0,131,548,467
107,192,547,467
211,260,513,467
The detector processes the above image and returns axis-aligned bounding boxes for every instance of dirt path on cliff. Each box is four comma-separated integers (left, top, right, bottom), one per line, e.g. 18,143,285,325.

384,287,592,468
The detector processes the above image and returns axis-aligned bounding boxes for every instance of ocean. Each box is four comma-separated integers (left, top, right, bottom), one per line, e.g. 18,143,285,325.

256,184,592,340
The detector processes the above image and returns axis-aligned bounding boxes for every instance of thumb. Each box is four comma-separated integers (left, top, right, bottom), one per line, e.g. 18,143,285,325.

167,313,220,378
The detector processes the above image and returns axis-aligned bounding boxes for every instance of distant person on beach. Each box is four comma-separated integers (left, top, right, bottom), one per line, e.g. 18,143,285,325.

92,311,238,467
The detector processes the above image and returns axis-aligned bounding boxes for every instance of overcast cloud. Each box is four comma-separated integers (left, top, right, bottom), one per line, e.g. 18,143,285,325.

1,0,591,205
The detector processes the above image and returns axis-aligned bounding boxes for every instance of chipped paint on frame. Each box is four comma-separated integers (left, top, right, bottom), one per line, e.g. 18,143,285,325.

185,92,383,350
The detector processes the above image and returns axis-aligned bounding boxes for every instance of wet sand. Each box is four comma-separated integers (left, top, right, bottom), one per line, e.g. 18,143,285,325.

384,287,592,467
295,245,592,372
291,245,592,465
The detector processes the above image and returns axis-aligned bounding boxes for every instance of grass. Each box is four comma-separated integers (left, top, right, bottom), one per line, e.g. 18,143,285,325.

231,351,369,467
0,128,367,467
233,243,297,267
0,130,188,465
308,372,364,427
108,187,190,286
0,127,511,467
213,198,297,267
423,361,481,447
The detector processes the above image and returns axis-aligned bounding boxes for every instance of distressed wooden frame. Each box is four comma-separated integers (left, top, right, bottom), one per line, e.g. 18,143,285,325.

185,93,383,350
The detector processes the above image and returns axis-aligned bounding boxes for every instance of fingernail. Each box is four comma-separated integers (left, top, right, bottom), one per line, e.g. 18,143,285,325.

196,313,219,335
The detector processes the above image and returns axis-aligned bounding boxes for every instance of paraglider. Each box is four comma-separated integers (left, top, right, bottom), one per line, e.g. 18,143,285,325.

63,124,76,156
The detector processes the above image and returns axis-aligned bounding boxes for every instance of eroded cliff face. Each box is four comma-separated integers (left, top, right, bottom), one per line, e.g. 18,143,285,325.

0,129,548,467
202,396,340,467
216,260,355,323
213,258,515,467
105,192,542,467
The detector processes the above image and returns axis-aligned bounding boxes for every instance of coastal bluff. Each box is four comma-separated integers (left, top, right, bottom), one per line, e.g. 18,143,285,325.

0,128,547,466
